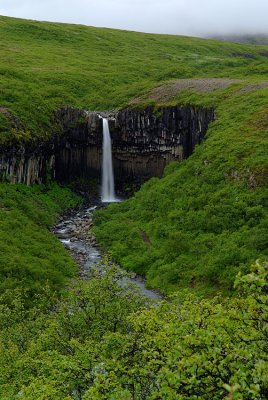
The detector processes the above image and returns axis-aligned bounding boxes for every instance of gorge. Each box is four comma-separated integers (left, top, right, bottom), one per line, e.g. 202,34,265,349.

0,105,215,189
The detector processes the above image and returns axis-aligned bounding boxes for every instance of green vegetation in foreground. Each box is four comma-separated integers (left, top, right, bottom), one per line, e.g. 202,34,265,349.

0,183,82,307
94,85,268,296
0,15,268,143
0,261,268,399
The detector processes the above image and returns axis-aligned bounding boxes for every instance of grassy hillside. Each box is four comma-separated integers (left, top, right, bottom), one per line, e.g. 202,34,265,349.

0,15,267,296
0,183,81,307
0,15,267,144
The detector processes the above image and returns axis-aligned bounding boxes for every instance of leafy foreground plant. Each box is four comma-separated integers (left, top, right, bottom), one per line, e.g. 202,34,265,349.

0,261,267,399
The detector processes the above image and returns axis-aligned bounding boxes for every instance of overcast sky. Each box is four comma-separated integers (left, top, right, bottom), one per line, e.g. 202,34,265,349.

1,0,268,37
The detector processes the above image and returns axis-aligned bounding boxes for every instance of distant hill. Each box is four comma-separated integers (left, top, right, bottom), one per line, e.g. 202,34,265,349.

209,34,268,45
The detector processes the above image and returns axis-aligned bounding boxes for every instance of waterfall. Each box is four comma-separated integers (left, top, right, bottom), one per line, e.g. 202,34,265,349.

101,118,117,202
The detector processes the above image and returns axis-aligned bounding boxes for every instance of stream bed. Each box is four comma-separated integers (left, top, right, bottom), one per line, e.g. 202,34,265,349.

53,206,161,301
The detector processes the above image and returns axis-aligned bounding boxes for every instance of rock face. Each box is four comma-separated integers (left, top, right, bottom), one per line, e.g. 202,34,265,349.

0,142,56,184
112,106,214,183
0,106,214,186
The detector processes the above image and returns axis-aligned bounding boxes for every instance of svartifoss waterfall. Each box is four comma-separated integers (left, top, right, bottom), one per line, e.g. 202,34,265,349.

101,118,117,202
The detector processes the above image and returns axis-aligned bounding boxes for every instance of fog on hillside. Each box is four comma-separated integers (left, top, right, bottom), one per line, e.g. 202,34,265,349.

1,0,268,38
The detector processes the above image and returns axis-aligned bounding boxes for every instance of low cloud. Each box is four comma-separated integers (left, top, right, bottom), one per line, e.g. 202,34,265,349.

1,0,267,36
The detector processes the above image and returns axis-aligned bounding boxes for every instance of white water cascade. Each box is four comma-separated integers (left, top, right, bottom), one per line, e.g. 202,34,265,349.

101,118,118,202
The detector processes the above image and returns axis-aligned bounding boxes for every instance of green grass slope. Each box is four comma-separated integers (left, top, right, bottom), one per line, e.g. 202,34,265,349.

0,183,81,306
0,15,267,143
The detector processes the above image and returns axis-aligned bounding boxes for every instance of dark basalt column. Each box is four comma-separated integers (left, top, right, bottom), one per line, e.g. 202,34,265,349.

0,105,215,185
0,141,56,184
112,106,214,184
54,109,103,182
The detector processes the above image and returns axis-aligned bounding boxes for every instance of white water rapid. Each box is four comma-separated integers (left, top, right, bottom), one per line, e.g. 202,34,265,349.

101,118,118,203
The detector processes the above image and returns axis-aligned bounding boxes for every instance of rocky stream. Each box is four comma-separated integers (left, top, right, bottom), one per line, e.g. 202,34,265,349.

53,205,161,301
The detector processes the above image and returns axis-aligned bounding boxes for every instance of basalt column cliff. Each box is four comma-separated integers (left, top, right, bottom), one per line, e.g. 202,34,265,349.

0,106,215,185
